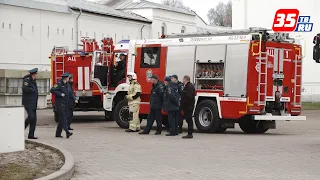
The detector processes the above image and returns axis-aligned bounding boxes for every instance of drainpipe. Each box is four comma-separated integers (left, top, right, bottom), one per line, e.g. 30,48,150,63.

76,9,82,49
140,25,145,39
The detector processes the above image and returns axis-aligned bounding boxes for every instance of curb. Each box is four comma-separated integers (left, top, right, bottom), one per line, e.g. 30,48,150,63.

26,140,75,180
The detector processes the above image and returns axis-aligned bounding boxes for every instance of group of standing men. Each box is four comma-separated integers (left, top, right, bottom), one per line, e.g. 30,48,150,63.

23,68,77,139
125,72,195,139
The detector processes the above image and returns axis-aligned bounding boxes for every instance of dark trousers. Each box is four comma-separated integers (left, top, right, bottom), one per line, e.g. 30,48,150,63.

183,108,194,134
178,109,184,132
144,108,162,133
25,107,37,137
67,108,74,128
168,110,179,135
55,104,70,136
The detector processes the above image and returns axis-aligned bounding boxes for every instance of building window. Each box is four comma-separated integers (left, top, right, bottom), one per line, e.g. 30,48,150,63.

6,78,22,94
94,32,96,39
86,31,88,37
9,23,11,29
102,33,104,39
71,28,73,40
32,26,34,32
0,78,5,93
140,47,161,68
181,26,186,33
57,28,59,35
20,23,23,36
37,79,50,94
161,22,167,35
2,23,4,28
62,29,64,36
47,26,50,37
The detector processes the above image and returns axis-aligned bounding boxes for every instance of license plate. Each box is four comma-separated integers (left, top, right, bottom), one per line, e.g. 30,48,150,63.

76,90,93,97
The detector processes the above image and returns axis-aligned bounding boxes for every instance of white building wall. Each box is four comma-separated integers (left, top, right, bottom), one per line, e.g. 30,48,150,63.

0,4,151,71
232,0,320,101
126,8,196,38
151,9,196,38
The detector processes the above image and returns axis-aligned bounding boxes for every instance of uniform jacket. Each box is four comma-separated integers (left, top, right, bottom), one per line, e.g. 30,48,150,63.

50,79,70,107
22,75,38,109
127,80,141,105
177,81,184,95
150,81,164,110
67,82,76,108
163,82,180,112
180,82,195,110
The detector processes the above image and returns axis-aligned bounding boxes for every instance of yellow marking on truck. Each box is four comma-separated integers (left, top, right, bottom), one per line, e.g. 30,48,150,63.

251,43,259,52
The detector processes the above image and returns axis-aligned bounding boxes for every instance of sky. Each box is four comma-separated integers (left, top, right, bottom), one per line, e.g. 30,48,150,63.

148,0,229,23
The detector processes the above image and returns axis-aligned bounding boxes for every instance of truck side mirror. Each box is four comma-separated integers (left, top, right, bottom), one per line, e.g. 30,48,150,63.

313,45,320,63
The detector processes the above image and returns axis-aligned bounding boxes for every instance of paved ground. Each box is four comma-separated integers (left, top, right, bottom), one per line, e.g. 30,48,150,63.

26,109,320,180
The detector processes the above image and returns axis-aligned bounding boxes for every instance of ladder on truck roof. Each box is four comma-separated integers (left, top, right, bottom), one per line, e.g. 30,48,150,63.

162,27,295,43
53,46,67,82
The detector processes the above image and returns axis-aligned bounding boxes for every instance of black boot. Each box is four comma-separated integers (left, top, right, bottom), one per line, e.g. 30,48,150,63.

125,129,136,132
154,131,161,135
67,132,73,139
139,131,149,135
182,133,193,139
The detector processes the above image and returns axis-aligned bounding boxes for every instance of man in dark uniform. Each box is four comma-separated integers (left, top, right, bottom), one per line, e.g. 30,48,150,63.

51,72,73,138
67,74,78,130
181,75,196,139
139,75,164,135
163,76,180,136
118,53,126,70
22,68,39,139
171,74,184,134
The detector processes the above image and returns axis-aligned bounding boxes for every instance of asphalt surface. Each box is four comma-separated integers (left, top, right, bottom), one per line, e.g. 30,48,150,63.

26,109,320,180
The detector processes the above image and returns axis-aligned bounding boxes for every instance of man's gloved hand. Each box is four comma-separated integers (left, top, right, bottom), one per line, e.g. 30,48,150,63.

126,95,133,101
75,100,78,104
61,93,65,97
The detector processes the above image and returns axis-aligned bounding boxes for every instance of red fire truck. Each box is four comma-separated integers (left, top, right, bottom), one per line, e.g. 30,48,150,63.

88,27,307,134
50,37,117,122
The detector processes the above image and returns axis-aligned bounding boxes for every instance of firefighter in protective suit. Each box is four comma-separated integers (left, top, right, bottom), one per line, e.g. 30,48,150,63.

125,72,142,132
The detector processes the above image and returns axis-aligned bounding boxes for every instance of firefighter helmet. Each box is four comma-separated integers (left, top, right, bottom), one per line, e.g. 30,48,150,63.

127,72,137,80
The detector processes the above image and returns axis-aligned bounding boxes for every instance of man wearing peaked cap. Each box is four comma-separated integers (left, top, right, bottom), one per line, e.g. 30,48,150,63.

67,74,78,131
51,72,73,139
163,76,180,136
139,74,164,135
171,74,184,134
22,68,39,139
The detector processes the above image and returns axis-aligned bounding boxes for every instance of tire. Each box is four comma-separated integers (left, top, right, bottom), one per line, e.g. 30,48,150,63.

194,100,222,133
239,118,269,134
104,111,113,121
162,115,169,127
114,100,130,129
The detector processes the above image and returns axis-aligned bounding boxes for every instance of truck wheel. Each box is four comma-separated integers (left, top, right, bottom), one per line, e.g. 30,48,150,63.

104,111,113,121
194,100,221,133
239,119,269,134
114,100,130,129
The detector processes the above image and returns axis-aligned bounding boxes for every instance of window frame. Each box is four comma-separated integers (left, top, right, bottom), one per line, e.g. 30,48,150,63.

140,47,161,68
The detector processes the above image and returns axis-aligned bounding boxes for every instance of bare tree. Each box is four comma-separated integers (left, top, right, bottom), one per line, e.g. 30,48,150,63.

207,0,232,27
161,0,190,10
